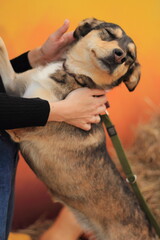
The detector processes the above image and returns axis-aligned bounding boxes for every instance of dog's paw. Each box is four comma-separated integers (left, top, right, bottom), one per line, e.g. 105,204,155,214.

0,37,6,51
7,129,22,142
0,37,9,61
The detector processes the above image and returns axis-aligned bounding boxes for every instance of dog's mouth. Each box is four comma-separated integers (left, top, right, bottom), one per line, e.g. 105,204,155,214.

99,58,116,73
100,78,125,90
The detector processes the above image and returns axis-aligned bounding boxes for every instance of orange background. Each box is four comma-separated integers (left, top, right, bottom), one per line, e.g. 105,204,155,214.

0,0,160,229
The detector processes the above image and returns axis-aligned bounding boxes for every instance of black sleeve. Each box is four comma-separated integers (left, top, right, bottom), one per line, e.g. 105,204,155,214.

0,94,50,130
0,52,50,130
10,51,32,73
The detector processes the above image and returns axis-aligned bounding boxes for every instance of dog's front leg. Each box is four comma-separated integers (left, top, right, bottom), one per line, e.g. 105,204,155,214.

0,38,18,93
0,38,30,96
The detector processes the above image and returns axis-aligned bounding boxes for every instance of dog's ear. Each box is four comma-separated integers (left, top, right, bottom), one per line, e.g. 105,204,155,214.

73,22,93,39
123,62,141,91
73,18,103,39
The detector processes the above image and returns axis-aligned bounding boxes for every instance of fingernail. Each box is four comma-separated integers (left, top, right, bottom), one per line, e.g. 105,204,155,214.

64,19,70,25
105,101,110,108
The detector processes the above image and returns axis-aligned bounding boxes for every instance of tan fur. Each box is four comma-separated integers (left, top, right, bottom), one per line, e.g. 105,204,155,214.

0,18,156,239
128,43,136,55
15,114,160,240
113,27,123,38
66,32,128,85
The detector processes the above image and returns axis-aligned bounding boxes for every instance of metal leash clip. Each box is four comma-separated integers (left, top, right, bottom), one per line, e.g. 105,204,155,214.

126,175,137,184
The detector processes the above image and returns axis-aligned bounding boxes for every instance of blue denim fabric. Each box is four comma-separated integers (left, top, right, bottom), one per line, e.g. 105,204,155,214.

0,131,18,240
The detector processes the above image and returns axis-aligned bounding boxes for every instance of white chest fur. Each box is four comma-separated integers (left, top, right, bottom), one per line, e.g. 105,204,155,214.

22,61,63,101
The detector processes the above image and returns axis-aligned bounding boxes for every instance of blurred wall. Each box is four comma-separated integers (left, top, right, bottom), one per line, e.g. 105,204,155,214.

0,0,160,229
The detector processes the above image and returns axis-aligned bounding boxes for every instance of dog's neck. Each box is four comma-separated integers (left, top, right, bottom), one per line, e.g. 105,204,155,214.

62,61,98,89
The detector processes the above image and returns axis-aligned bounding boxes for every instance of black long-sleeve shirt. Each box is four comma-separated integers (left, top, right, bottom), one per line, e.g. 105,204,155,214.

0,52,50,130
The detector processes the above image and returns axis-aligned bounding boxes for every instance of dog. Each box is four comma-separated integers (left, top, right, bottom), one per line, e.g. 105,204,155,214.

0,18,155,240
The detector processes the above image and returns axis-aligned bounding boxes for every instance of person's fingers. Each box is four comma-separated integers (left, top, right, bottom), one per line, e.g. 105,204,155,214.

61,31,75,44
66,120,92,131
89,115,101,124
82,123,91,131
95,105,106,115
94,95,107,105
94,115,101,123
55,32,75,51
53,19,70,40
90,88,106,96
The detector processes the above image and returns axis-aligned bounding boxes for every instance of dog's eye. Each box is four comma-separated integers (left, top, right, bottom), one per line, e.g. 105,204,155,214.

127,51,135,60
105,29,116,39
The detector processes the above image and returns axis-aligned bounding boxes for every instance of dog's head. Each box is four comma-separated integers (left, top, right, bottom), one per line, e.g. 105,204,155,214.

72,18,140,91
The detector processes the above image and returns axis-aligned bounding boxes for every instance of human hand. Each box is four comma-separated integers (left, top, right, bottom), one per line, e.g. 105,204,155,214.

40,19,74,62
28,19,75,67
48,88,107,131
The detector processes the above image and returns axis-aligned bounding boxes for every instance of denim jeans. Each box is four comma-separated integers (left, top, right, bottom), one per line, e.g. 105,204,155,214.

0,131,19,240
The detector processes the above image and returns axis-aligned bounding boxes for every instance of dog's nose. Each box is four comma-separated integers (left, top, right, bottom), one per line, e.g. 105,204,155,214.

113,48,126,64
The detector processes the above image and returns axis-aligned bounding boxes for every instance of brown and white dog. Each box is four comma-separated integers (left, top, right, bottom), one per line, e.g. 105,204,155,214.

0,18,156,239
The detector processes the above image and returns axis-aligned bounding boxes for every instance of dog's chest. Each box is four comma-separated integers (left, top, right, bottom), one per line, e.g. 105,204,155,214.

22,61,64,101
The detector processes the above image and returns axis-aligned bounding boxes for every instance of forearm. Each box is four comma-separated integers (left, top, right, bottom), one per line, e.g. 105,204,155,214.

0,94,50,130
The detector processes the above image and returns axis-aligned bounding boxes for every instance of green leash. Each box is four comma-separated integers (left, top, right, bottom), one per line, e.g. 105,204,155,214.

101,113,160,238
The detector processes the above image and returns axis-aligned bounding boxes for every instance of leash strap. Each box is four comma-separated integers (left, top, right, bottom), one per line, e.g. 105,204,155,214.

101,113,160,237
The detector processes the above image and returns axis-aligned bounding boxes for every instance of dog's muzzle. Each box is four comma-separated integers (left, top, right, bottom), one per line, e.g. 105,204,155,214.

100,49,126,73
113,48,126,64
